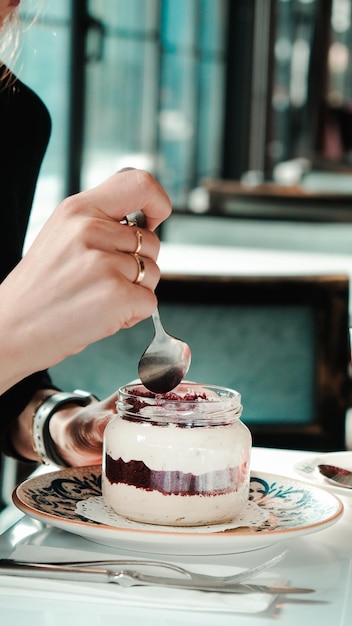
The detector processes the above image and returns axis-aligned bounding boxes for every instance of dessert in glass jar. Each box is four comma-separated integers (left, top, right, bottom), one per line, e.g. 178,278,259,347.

102,382,251,526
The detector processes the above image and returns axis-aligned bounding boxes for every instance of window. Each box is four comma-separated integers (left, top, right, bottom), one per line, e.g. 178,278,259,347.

15,0,352,252
83,0,228,207
15,0,228,248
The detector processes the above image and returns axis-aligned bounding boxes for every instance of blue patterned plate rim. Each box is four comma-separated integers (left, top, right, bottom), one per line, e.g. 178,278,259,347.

13,465,343,541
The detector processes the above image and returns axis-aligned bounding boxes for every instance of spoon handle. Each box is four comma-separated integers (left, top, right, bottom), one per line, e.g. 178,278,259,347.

121,210,146,228
152,308,166,336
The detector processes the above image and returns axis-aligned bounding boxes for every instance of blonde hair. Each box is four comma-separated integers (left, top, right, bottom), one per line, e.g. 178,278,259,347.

1,2,46,86
0,9,21,83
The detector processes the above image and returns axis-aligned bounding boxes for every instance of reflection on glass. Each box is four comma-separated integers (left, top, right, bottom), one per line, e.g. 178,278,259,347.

270,0,319,168
83,0,228,208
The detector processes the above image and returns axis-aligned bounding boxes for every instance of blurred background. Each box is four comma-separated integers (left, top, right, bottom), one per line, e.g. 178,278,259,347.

11,0,352,255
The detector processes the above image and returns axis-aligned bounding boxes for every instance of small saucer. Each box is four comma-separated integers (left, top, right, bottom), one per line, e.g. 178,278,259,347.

294,451,352,498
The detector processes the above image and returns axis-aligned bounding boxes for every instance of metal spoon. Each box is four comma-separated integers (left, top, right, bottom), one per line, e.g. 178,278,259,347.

318,464,352,489
122,210,191,393
138,308,191,393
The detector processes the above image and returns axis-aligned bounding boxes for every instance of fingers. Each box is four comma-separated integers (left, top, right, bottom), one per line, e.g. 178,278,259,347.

80,169,172,231
81,218,160,261
57,169,166,291
75,225,160,291
91,213,162,289
104,223,160,289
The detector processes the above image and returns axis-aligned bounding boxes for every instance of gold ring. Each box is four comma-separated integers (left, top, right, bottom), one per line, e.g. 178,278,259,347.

130,253,145,284
134,230,143,254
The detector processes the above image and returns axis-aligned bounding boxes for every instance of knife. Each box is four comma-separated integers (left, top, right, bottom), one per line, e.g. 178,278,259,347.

0,559,314,594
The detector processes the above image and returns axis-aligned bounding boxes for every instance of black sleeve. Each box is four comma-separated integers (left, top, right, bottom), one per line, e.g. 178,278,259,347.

0,69,58,460
0,372,60,459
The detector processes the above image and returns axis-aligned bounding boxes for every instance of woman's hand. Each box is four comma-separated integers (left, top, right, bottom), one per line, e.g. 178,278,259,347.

0,169,171,393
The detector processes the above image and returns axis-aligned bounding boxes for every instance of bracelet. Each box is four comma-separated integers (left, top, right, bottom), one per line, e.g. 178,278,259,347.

32,390,97,467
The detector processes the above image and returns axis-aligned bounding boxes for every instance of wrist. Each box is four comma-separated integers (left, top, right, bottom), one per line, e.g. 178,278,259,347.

32,390,98,467
10,389,58,462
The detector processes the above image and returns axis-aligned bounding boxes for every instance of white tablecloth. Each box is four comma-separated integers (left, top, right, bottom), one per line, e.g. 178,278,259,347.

0,447,351,626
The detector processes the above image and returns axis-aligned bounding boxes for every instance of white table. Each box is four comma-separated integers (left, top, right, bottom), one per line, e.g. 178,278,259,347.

0,447,351,626
158,242,352,312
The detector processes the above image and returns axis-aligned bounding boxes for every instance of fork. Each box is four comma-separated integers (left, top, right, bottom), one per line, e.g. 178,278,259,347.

0,550,286,587
0,552,314,594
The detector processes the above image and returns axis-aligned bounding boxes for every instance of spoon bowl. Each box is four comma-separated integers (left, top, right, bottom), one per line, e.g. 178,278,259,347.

138,308,191,393
318,464,352,489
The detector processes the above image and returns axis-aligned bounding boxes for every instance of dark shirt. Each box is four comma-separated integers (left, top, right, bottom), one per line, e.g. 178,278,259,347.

0,67,56,458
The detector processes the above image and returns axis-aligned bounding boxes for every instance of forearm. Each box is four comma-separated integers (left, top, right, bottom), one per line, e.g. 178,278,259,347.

0,328,38,396
0,279,50,395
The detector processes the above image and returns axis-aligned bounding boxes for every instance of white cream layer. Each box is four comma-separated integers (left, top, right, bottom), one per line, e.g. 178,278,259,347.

104,417,250,474
102,474,249,526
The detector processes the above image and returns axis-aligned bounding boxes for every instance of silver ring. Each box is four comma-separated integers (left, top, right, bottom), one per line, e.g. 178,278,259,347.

130,253,145,284
134,230,143,254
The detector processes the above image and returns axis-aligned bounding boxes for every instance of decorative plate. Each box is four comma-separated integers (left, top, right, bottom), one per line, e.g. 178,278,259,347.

294,451,352,498
13,466,343,556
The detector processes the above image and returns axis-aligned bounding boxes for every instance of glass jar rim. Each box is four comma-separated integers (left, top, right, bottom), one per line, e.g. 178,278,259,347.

117,381,243,425
120,381,241,402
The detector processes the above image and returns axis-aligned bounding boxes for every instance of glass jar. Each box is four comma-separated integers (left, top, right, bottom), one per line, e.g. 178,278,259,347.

102,382,251,526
